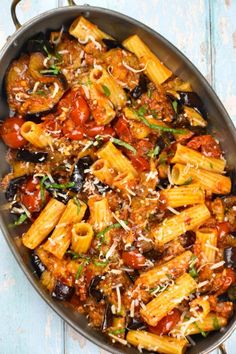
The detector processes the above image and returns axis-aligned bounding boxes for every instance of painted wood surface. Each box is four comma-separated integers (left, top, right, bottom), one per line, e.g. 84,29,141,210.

0,1,236,353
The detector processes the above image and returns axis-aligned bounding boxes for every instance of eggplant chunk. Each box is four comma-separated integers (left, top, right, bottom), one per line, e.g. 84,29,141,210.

89,275,104,303
127,317,147,330
5,176,27,201
102,38,123,49
70,156,93,192
101,302,113,331
31,252,46,278
26,32,53,55
178,91,207,118
16,149,48,163
51,280,74,301
224,247,236,268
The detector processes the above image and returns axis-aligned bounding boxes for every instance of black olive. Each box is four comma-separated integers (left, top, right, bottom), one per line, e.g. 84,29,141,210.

89,275,104,303
95,181,111,194
31,252,46,278
130,75,148,99
101,302,113,331
70,156,93,192
177,91,207,118
157,178,169,189
102,38,123,49
51,280,74,301
224,247,236,268
5,176,27,201
127,317,147,330
217,292,230,303
16,149,48,163
180,231,196,249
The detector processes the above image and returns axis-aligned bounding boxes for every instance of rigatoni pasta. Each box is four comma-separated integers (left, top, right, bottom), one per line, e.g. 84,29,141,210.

2,14,236,354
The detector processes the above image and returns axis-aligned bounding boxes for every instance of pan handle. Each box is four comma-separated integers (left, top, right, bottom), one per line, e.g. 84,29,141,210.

11,0,77,30
218,343,227,354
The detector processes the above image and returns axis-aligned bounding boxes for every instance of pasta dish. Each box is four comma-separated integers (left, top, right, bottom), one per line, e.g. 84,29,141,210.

1,16,236,354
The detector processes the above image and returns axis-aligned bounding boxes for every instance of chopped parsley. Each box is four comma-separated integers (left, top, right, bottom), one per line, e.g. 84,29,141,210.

34,90,46,96
75,257,90,279
147,89,152,99
194,323,207,337
45,181,75,189
93,260,109,267
189,255,198,279
111,138,136,154
12,213,28,226
109,328,125,335
172,100,178,113
40,64,61,75
40,175,49,206
102,84,111,97
43,45,52,59
213,316,220,330
96,222,127,243
66,250,79,260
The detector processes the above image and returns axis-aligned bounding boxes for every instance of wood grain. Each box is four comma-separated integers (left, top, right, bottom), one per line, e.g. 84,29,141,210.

0,1,235,353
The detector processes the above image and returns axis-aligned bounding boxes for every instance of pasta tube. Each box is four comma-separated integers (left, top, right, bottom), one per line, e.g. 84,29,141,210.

97,141,138,178
180,313,227,335
90,68,127,108
135,250,193,288
195,228,218,264
43,199,87,259
88,196,113,232
126,330,188,354
171,163,231,195
122,34,172,85
152,204,211,247
71,223,94,253
91,159,116,186
140,273,197,326
20,121,52,148
160,183,205,208
89,84,116,125
171,144,225,173
190,297,210,319
183,106,207,127
22,199,66,249
69,16,112,41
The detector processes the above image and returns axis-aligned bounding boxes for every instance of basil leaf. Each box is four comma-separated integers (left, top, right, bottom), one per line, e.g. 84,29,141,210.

147,145,160,159
73,196,81,215
13,213,28,226
138,115,186,134
40,176,49,206
45,182,75,189
93,260,109,267
172,100,178,113
111,138,136,154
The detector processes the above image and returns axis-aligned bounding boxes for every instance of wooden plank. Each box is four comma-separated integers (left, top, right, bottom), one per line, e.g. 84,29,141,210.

210,0,236,125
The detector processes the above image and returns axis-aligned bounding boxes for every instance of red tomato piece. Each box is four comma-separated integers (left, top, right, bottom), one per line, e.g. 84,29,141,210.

62,119,85,140
0,116,27,149
70,96,90,125
129,155,150,172
149,309,181,335
122,250,146,269
217,222,230,238
187,135,222,158
221,268,236,293
85,123,115,139
20,178,49,213
114,116,132,142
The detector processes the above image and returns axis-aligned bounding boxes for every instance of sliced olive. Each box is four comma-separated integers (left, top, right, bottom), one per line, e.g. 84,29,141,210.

5,176,27,201
51,280,74,301
95,181,111,194
89,275,104,303
101,302,113,331
70,156,93,192
180,231,196,249
143,249,162,262
16,149,48,163
31,252,46,278
224,247,236,268
102,38,123,49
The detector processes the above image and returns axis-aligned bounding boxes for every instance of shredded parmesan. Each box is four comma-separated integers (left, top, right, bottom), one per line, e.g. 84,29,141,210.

78,34,102,50
130,299,135,318
32,81,40,93
197,280,209,288
105,242,117,260
167,165,174,185
81,84,90,99
112,212,130,231
122,60,148,73
115,284,122,314
210,260,225,270
108,334,127,346
51,82,59,98
167,206,180,215
19,203,31,218
51,26,64,45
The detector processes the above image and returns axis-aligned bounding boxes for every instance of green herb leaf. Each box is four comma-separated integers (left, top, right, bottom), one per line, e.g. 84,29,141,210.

102,84,111,97
213,316,220,330
158,155,167,165
172,101,178,113
111,138,137,154
147,89,152,99
34,90,46,96
147,145,160,159
13,213,28,226
66,250,79,260
93,260,109,267
40,64,61,75
43,45,52,59
75,263,85,279
150,109,158,118
109,328,125,335
194,323,208,337
138,115,186,134
189,255,198,278
96,223,125,241
137,106,147,117
40,176,49,207
73,196,81,215
181,177,193,186
45,182,75,189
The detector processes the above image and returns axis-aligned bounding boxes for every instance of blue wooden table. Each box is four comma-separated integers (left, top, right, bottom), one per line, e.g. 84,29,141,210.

0,1,236,353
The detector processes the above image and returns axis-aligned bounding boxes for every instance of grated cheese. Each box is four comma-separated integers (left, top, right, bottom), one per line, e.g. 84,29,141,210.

51,82,59,98
32,81,40,93
129,299,135,318
112,212,130,231
122,60,148,73
108,334,127,346
51,26,64,45
105,242,117,260
167,206,180,215
210,260,225,270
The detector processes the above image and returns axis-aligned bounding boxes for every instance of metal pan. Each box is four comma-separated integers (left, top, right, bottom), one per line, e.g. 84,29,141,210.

0,1,235,353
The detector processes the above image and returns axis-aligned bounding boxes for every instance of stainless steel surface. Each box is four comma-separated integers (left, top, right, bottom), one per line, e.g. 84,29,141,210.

0,2,235,353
